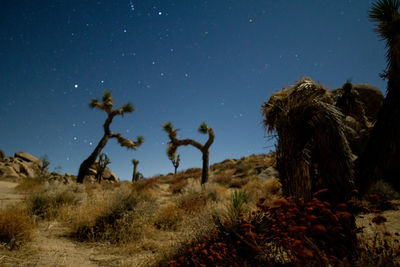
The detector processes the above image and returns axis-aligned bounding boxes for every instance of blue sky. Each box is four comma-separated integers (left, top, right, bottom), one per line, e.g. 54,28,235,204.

0,0,386,180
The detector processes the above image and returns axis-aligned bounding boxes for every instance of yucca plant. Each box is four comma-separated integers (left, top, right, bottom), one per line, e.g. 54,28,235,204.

357,0,400,193
96,153,110,183
131,159,139,182
162,122,214,184
77,91,144,183
171,154,180,174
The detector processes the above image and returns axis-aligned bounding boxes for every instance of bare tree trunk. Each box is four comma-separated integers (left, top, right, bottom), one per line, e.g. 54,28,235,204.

77,135,109,183
201,151,209,184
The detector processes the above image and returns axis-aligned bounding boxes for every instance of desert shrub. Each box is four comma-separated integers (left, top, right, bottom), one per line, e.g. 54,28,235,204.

26,186,80,220
133,177,159,192
234,160,252,174
168,190,360,266
169,176,188,194
0,206,34,249
176,181,207,214
203,183,226,202
15,177,46,193
228,177,251,188
177,192,207,214
212,171,233,187
72,193,140,244
364,180,400,211
154,203,183,230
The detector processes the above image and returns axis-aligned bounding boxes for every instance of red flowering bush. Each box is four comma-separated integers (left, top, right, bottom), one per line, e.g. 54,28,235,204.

167,189,359,266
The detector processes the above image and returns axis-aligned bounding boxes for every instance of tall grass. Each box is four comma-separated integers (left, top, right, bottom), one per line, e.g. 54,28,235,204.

0,205,34,249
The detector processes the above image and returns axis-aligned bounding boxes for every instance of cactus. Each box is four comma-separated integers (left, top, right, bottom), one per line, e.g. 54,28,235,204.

171,154,180,174
162,122,214,184
131,159,139,182
96,153,110,183
77,91,144,183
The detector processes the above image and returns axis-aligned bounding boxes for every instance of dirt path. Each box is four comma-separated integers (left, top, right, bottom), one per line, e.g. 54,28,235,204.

0,181,23,209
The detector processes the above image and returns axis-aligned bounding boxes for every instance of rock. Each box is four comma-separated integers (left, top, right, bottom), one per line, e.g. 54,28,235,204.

0,165,20,179
14,152,41,165
84,162,119,183
353,84,384,121
258,166,279,182
102,167,119,182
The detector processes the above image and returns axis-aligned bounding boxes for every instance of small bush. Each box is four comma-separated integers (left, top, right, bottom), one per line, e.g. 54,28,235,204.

154,203,182,230
168,190,360,266
365,180,400,211
26,188,80,220
72,193,140,244
169,176,188,194
15,177,46,193
0,206,34,249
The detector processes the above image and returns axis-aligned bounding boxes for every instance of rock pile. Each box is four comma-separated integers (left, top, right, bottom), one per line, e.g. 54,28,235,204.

82,162,119,183
0,151,42,179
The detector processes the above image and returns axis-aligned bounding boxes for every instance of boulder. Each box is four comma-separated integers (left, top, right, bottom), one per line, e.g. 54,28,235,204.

14,152,41,165
0,165,20,179
84,162,119,183
258,166,279,182
353,84,384,121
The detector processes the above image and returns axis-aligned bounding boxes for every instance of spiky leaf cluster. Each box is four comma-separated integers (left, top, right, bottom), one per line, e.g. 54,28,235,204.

198,122,209,134
162,121,174,133
369,0,400,40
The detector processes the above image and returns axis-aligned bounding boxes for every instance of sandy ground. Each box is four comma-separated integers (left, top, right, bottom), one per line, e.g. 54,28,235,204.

0,181,172,267
1,179,399,266
0,181,23,209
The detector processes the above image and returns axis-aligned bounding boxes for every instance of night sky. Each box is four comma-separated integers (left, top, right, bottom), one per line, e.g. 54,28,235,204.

0,0,386,180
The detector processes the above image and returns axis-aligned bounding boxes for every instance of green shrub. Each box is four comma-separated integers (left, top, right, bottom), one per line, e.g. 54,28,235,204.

228,189,249,220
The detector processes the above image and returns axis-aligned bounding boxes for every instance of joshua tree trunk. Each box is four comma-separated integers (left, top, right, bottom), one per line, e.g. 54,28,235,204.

201,151,209,184
77,135,109,183
132,165,137,182
357,0,400,193
131,159,139,182
162,122,214,185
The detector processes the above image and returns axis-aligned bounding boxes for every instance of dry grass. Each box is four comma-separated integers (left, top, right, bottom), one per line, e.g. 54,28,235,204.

0,205,34,249
154,203,183,230
25,183,84,220
15,177,46,193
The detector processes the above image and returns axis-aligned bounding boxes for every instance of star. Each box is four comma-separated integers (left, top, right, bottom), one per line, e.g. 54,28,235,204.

74,84,78,88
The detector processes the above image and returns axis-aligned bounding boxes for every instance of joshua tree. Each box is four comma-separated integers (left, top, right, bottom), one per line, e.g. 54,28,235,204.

262,78,354,202
357,0,400,193
171,154,180,174
162,122,214,184
96,153,110,183
131,159,139,182
77,91,144,183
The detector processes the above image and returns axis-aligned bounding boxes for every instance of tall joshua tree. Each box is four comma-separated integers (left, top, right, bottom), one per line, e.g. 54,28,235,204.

357,0,400,193
162,122,214,184
171,154,180,174
77,91,144,183
131,159,139,182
